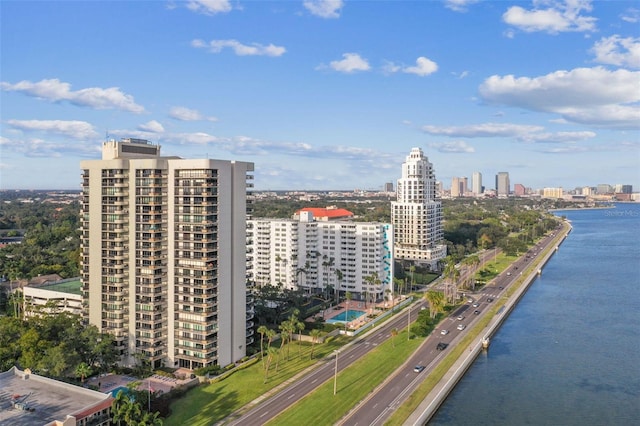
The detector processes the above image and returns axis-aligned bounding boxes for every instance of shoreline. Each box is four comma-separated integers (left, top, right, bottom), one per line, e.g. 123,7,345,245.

407,218,573,425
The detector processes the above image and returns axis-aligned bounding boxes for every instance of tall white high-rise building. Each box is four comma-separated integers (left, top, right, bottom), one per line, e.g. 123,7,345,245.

247,213,393,302
472,172,482,195
391,148,446,269
80,138,254,370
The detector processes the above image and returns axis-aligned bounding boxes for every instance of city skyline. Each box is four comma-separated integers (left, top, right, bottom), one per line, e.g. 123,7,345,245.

1,0,639,191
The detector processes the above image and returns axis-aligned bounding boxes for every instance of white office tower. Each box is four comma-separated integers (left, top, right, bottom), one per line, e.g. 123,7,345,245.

80,138,254,370
472,172,482,195
391,148,446,269
247,214,394,302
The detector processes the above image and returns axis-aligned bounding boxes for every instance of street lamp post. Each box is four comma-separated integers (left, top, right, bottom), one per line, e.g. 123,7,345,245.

333,350,339,395
407,305,411,341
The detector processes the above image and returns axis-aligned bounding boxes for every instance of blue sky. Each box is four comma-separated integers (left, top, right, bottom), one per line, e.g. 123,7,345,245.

1,0,639,191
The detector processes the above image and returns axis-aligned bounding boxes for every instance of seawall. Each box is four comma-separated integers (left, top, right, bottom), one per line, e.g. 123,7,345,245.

406,219,573,425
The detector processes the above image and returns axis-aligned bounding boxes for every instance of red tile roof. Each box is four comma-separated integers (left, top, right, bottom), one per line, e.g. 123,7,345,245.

297,207,354,218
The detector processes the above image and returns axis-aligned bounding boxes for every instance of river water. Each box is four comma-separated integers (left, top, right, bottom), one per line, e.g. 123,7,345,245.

428,203,640,425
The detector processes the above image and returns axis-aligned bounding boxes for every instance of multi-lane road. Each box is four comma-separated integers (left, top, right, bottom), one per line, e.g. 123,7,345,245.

225,226,563,426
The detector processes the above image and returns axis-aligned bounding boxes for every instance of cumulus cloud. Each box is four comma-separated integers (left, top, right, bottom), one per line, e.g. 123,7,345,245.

186,0,232,15
502,0,597,34
191,39,286,56
304,0,343,18
6,119,99,139
403,57,438,76
327,53,371,73
517,131,596,143
169,106,218,122
138,120,164,133
0,135,100,158
479,67,640,129
428,140,475,153
0,78,145,113
621,7,640,23
423,122,544,138
444,0,480,13
591,35,640,69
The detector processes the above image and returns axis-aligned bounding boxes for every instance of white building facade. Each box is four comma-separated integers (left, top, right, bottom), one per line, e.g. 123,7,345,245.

80,138,254,370
247,213,394,302
472,172,482,195
391,148,446,269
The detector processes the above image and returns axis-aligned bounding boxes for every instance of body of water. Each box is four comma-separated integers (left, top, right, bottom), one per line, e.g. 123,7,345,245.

429,203,640,425
327,309,366,323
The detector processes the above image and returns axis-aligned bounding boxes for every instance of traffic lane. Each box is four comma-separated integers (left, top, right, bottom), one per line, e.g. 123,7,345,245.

230,303,425,425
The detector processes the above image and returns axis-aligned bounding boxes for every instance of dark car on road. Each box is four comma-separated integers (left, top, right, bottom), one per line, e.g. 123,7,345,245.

437,342,448,351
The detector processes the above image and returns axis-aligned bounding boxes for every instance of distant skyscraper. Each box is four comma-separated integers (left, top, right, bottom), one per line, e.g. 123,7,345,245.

451,177,462,197
597,184,612,194
80,138,254,370
472,172,482,195
496,172,510,197
391,148,446,269
514,183,526,196
384,182,394,193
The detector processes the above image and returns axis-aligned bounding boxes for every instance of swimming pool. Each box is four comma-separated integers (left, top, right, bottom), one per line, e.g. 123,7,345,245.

108,386,133,399
327,309,366,324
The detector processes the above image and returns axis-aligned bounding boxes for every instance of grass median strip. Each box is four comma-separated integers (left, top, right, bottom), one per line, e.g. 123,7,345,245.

164,337,350,426
266,331,424,426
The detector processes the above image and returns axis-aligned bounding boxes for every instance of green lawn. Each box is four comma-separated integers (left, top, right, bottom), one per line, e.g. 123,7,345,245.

266,330,424,426
164,336,350,426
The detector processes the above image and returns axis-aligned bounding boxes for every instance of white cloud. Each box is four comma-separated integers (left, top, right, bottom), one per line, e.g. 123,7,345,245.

6,119,98,139
138,120,164,133
169,106,218,122
444,0,480,13
621,7,640,23
517,131,596,143
304,0,343,19
403,56,438,76
479,67,640,129
186,0,232,15
191,39,286,56
503,0,597,34
591,35,640,69
423,122,544,138
0,78,145,113
328,53,371,73
428,140,475,153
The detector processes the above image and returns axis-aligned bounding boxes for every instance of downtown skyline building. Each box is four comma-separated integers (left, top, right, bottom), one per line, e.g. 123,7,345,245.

391,147,446,270
472,172,482,195
496,172,510,197
247,211,393,302
80,138,254,370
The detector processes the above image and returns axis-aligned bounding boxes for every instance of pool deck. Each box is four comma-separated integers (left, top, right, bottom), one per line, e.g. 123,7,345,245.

314,298,401,329
87,371,192,395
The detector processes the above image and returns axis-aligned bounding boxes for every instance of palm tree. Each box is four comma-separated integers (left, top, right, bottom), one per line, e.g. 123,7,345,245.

309,329,322,359
391,327,398,347
334,268,344,305
424,290,446,319
443,257,460,303
345,291,352,329
263,346,278,383
257,325,269,365
322,255,335,300
75,361,91,384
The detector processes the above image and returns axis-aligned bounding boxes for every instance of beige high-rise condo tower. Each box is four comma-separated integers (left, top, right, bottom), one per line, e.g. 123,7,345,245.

391,148,446,270
80,138,254,370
